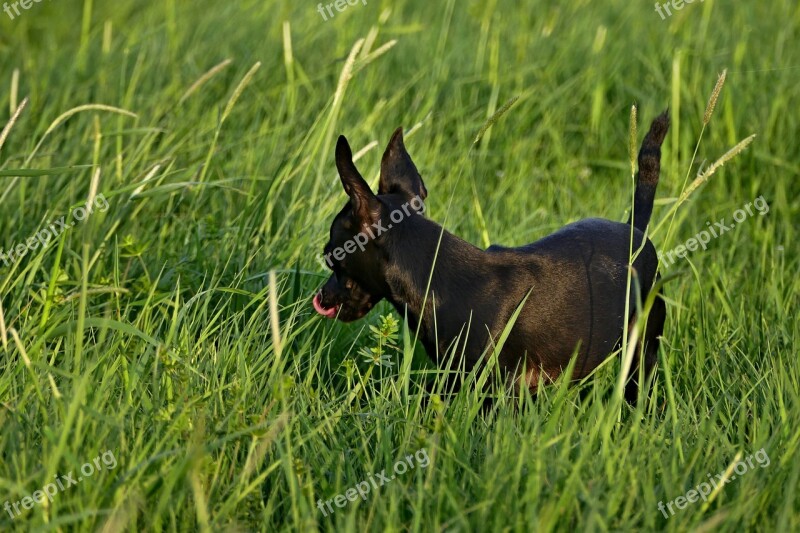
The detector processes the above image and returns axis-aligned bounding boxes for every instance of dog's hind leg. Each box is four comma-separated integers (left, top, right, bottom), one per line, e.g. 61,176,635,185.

624,291,666,404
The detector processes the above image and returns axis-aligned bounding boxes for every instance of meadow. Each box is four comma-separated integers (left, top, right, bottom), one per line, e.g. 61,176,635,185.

0,0,798,531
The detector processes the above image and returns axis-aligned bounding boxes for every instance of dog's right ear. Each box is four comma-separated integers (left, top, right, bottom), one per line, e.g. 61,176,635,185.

336,135,380,229
378,128,427,206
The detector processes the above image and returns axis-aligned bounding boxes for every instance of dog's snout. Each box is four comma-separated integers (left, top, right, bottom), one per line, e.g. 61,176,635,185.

313,288,339,318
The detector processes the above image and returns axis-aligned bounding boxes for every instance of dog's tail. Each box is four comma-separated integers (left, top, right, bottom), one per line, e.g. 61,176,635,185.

629,110,670,232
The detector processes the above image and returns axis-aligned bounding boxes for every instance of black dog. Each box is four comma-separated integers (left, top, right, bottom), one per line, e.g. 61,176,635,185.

314,112,670,402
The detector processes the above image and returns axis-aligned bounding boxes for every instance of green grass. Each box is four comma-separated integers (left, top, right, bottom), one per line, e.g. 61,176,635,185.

0,0,798,531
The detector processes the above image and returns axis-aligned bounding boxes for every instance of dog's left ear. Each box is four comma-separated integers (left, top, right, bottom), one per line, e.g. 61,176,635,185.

336,135,381,229
378,128,428,207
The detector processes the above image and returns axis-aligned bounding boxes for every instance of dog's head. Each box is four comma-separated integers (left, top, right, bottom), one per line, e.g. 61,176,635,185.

313,128,427,322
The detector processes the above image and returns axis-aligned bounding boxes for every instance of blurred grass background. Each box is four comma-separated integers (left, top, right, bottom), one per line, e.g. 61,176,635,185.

0,0,798,531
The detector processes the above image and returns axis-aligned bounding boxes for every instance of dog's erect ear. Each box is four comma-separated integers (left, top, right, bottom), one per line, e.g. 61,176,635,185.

336,135,380,227
378,128,428,205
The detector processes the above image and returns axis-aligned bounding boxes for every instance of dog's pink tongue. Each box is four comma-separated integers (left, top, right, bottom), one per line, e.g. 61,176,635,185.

313,293,338,318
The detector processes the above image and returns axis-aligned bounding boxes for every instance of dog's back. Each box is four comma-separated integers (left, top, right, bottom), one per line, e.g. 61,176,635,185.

485,218,659,383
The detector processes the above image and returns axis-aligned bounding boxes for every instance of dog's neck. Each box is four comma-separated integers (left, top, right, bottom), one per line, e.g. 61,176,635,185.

381,215,486,346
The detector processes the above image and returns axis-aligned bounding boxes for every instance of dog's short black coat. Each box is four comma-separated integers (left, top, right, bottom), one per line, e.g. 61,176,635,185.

314,112,670,402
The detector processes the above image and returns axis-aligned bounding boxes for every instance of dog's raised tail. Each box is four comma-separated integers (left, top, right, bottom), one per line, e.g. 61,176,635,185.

630,110,670,232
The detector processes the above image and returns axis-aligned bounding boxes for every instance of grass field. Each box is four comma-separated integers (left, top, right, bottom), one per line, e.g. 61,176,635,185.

1,0,798,531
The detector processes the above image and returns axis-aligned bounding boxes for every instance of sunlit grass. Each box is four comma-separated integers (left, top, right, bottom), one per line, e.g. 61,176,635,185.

0,0,797,531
